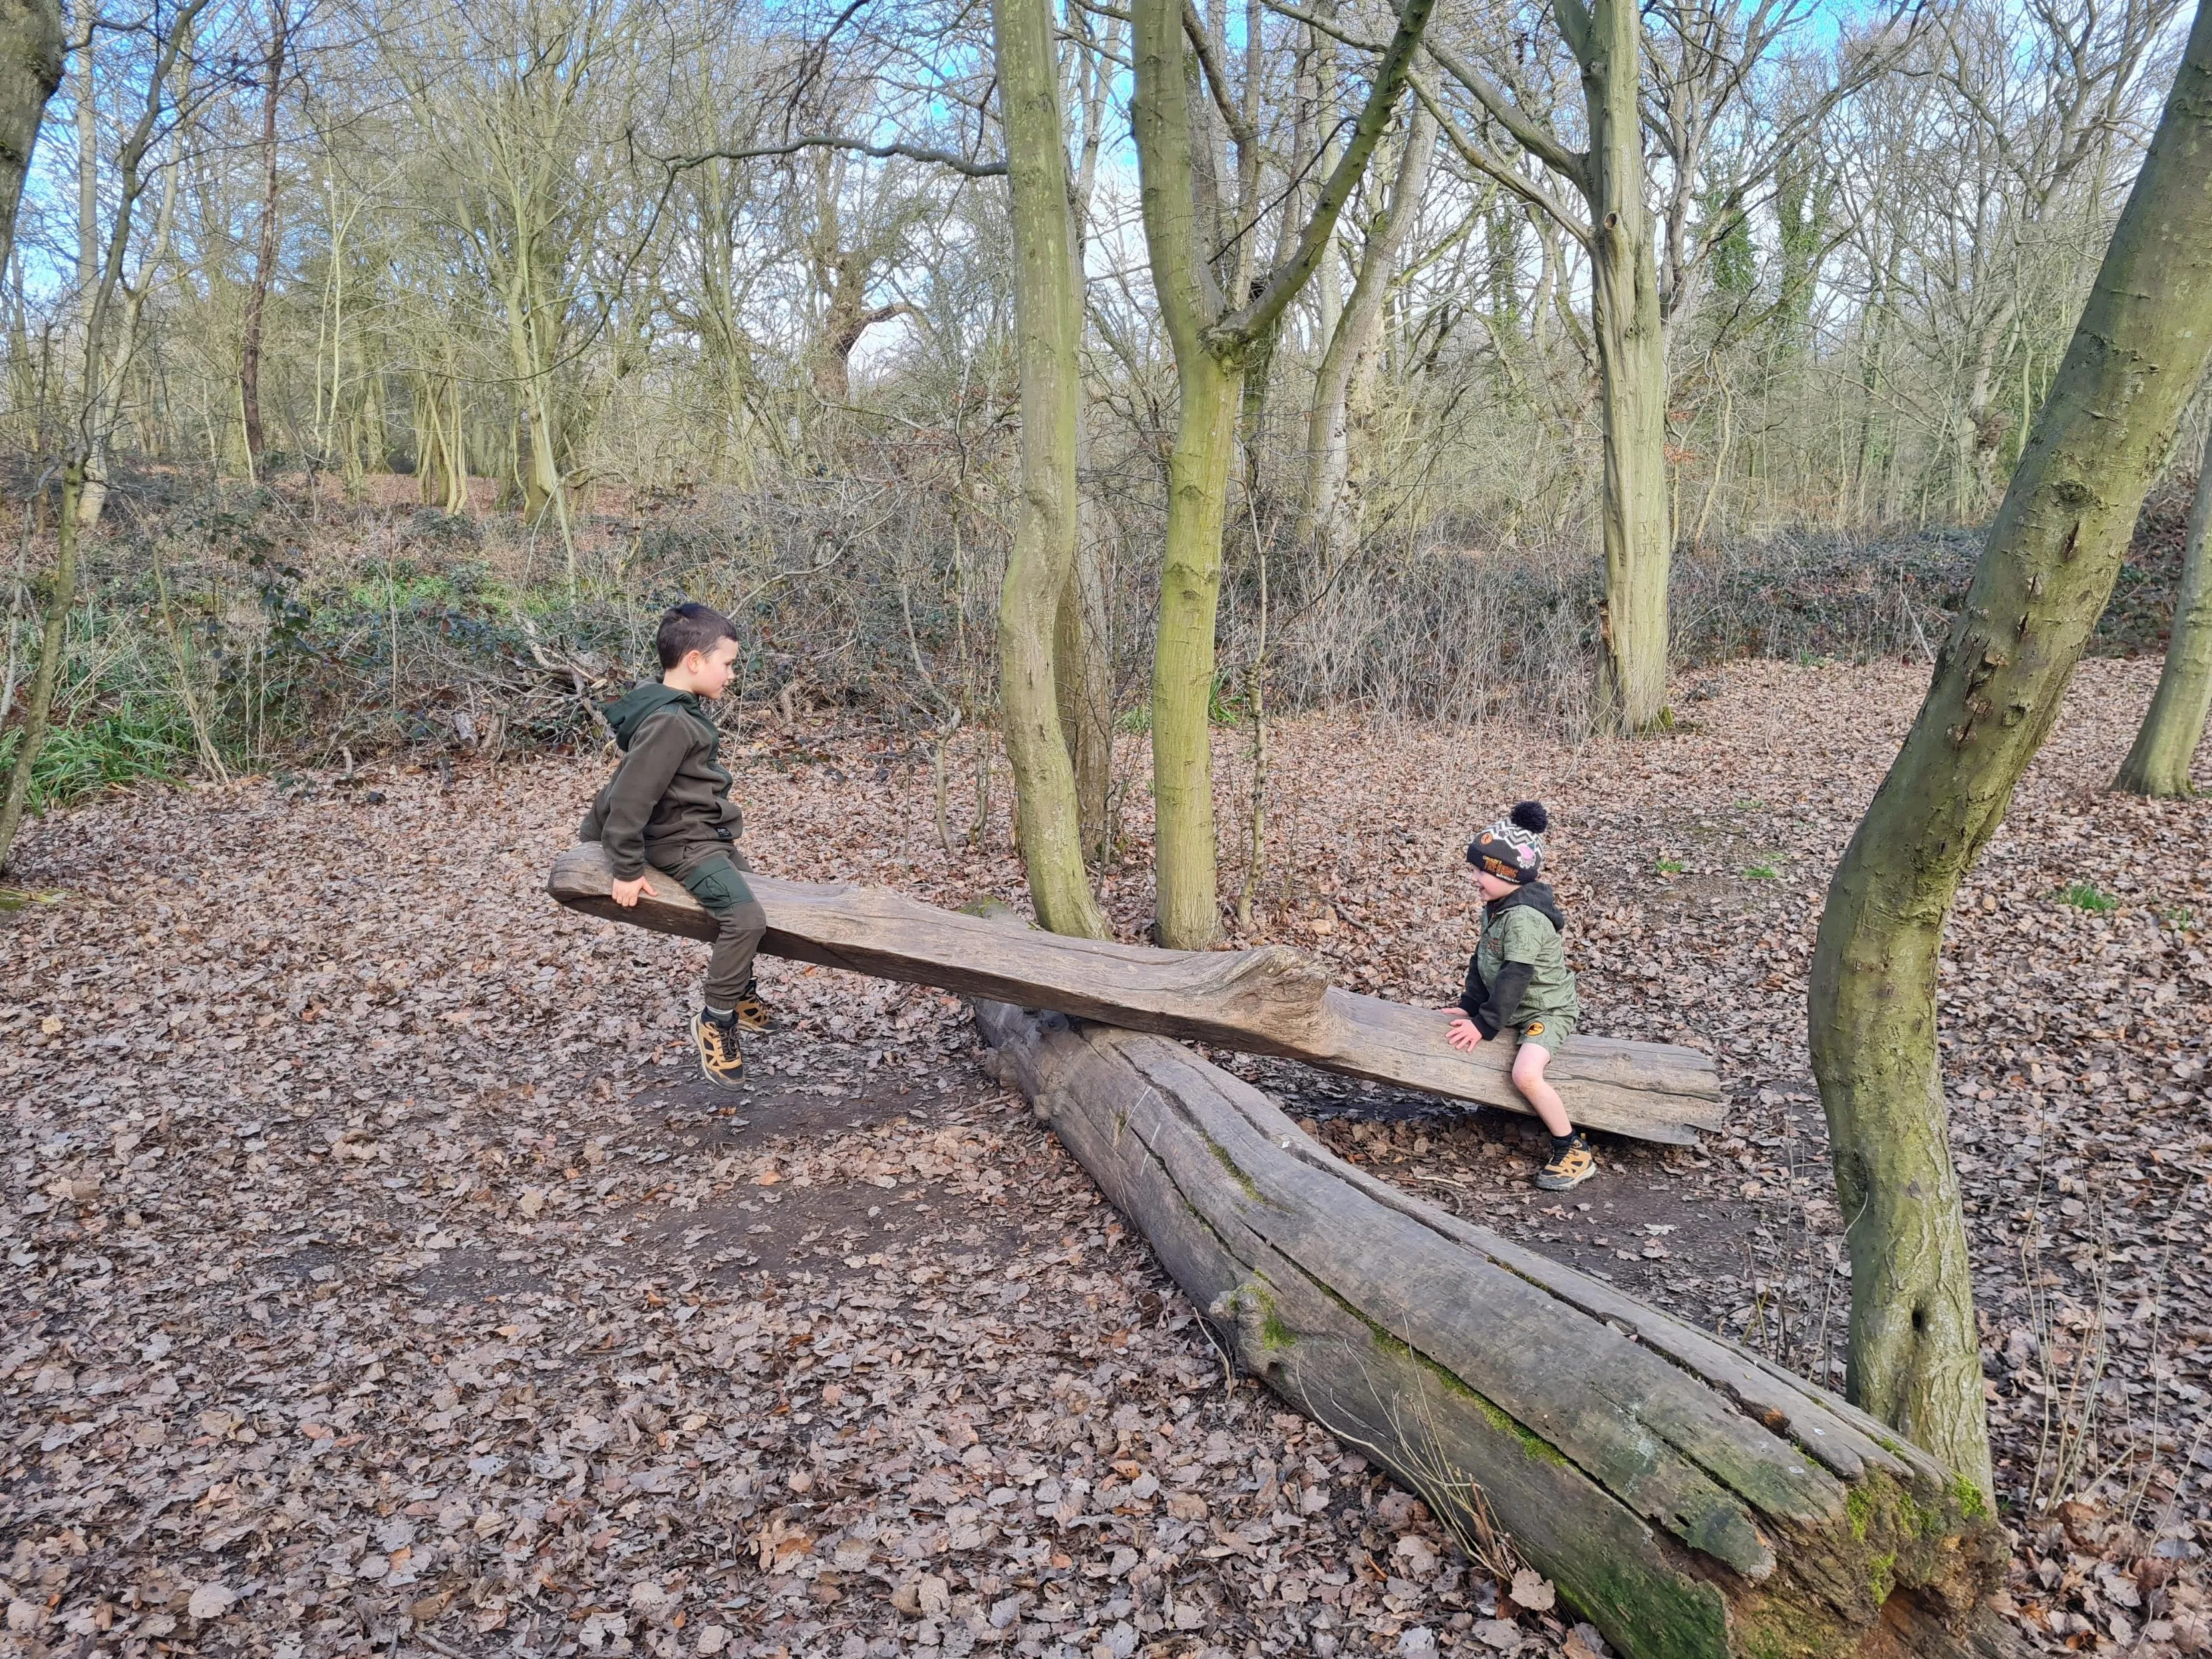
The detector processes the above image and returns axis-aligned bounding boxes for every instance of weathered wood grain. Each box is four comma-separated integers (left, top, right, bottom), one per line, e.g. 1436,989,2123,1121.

547,842,1724,1144
968,995,2016,1659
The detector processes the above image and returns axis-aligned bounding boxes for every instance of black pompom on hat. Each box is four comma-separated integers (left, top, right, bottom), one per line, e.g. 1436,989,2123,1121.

1467,801,1548,883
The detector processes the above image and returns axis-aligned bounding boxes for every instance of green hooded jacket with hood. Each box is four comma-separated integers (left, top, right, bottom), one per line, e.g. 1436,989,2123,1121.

1457,881,1581,1038
579,683,742,879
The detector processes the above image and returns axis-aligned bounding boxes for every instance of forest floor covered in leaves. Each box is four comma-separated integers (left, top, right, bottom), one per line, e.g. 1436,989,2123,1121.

3,657,2209,1659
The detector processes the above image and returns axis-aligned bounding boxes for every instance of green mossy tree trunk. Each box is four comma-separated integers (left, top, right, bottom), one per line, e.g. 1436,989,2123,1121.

1581,0,1672,734
2115,416,2212,796
1132,0,1435,947
0,460,80,873
1808,0,2212,1500
0,0,207,873
0,0,63,281
991,0,1108,938
1149,347,1243,945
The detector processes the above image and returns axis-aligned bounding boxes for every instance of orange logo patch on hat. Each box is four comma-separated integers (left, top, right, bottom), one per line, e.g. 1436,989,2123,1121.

1482,855,1517,877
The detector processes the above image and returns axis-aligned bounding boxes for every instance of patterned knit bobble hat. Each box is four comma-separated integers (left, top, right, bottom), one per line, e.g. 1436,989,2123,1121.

1466,801,1549,884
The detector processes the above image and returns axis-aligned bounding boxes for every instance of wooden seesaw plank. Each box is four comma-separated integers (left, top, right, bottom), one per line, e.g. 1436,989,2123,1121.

546,842,1725,1144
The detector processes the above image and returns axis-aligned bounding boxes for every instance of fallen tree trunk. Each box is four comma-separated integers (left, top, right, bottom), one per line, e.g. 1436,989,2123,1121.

548,843,1723,1143
970,995,2016,1659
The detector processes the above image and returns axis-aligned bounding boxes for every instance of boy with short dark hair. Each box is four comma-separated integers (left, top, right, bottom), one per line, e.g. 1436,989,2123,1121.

1436,801,1593,1190
579,601,766,1088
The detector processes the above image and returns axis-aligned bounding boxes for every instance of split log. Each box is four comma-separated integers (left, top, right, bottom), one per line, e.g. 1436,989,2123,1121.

971,995,2017,1659
546,842,1723,1143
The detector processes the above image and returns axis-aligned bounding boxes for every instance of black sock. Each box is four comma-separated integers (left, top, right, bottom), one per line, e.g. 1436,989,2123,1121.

704,1005,736,1026
1549,1132,1579,1158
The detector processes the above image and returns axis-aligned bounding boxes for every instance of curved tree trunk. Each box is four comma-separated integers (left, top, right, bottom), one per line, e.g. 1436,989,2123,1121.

0,0,63,282
1808,1,2212,1499
991,0,1107,938
2116,416,2212,796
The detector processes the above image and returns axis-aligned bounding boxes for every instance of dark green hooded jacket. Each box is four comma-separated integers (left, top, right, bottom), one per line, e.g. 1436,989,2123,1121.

578,683,742,879
1457,881,1581,1038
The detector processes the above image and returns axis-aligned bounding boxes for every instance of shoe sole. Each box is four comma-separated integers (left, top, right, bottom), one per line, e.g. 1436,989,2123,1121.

1535,1165,1595,1191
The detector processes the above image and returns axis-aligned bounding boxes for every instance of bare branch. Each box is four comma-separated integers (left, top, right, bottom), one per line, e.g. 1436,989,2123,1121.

655,133,1006,180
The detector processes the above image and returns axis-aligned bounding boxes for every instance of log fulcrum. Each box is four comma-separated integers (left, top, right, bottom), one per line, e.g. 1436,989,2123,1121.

546,843,1724,1145
969,996,2016,1659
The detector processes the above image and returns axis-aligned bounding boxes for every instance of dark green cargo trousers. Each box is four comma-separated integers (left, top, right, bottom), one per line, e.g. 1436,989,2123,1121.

653,843,766,1010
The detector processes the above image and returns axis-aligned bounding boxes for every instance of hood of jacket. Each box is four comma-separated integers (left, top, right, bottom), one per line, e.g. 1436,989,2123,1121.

599,682,708,751
1488,880,1566,933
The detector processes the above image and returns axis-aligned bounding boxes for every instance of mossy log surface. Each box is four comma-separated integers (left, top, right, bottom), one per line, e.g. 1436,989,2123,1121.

967,994,2018,1659
548,842,1723,1143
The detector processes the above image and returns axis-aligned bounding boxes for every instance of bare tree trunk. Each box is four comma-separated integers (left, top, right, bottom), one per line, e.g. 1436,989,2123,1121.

0,460,78,873
2117,416,2212,795
991,0,1107,939
0,0,63,281
72,39,106,530
1584,0,1672,736
1133,0,1432,947
1054,541,1112,862
1808,1,2212,1499
1301,106,1436,562
1150,344,1242,947
238,0,285,473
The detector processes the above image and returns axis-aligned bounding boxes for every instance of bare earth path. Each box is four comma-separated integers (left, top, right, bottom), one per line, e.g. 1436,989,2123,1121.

2,659,2207,1659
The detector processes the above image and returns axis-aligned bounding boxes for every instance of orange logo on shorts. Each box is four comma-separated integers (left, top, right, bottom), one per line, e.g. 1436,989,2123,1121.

1526,1022,1544,1036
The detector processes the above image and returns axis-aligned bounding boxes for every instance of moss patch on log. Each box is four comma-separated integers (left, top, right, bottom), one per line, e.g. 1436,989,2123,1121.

1724,1463,2006,1659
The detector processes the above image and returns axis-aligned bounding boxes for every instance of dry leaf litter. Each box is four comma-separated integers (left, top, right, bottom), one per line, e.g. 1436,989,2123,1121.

2,657,2207,1659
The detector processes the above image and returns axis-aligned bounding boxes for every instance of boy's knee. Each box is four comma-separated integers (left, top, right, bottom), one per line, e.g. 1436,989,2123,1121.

1511,1044,1550,1084
719,897,766,942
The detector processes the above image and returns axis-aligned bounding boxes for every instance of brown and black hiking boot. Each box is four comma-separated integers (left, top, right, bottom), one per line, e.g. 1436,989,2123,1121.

693,1009,745,1090
1535,1134,1596,1191
729,979,772,1033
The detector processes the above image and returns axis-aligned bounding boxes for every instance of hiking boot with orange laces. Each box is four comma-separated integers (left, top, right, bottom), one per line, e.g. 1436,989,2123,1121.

729,979,772,1033
1535,1133,1596,1191
693,1008,745,1089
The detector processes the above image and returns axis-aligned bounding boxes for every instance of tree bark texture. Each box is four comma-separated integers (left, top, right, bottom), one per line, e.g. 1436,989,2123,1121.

1581,0,1674,736
1054,533,1114,863
971,994,2014,1659
1808,0,2212,1501
548,843,1724,1142
2116,416,2212,795
1150,347,1242,948
0,461,80,872
1132,0,1431,947
1133,0,1238,949
0,0,61,282
239,0,287,472
991,0,1108,938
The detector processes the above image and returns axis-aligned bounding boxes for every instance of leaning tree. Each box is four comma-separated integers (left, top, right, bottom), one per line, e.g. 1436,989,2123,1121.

1808,0,2212,1497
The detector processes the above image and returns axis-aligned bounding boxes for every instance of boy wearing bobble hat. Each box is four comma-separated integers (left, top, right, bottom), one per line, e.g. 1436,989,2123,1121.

1438,801,1593,1190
